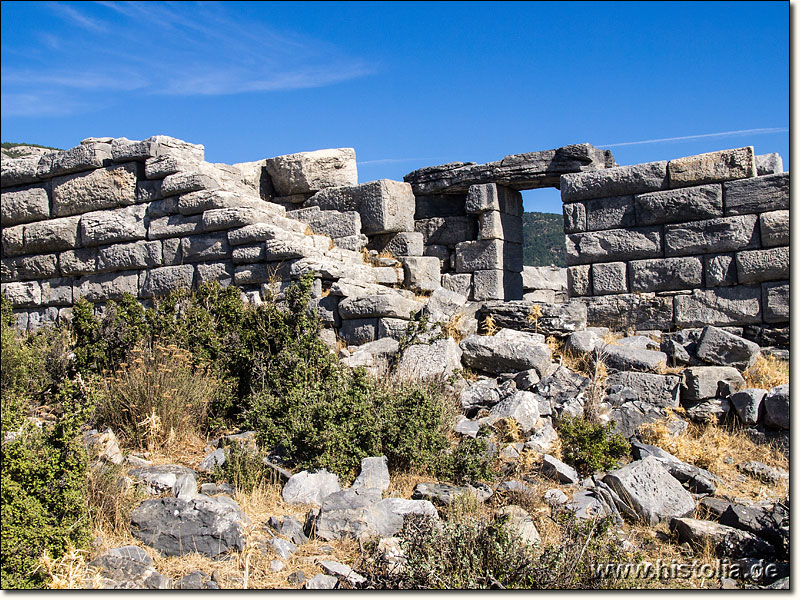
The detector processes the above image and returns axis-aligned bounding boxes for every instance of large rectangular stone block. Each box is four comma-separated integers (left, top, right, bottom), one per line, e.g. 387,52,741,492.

735,247,788,285
634,184,722,226
97,240,162,272
24,216,80,253
668,147,756,188
181,233,232,263
139,265,195,298
264,148,357,196
723,173,789,215
478,211,523,243
562,202,586,233
762,281,788,324
232,244,265,265
147,214,203,240
136,180,161,203
161,238,182,265
338,317,379,346
1,281,41,307
414,193,467,219
74,271,139,302
664,214,758,256
59,248,97,276
755,153,783,176
1,184,50,226
674,286,762,328
51,163,138,217
455,239,523,273
400,256,441,293
263,237,316,261
581,195,635,231
195,261,234,287
80,205,147,247
522,265,567,292
583,293,674,331
358,180,415,235
758,210,788,248
145,155,192,179
567,265,591,297
41,277,73,306
465,184,523,216
472,269,524,301
370,231,424,256
415,216,477,246
161,172,220,197
560,161,668,202
441,273,473,298
591,262,628,295
293,207,362,239
111,136,204,163
1,154,45,188
565,226,662,266
175,190,271,216
201,207,274,232
2,253,58,281
41,143,111,179
629,257,703,293
704,254,736,288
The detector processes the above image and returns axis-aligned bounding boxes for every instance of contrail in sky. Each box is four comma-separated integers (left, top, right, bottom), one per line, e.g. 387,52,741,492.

599,127,788,148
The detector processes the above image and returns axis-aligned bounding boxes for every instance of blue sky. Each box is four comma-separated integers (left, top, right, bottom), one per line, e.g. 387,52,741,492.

1,1,788,213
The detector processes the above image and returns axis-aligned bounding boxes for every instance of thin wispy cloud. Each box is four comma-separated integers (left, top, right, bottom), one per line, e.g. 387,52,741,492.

2,1,375,117
599,128,788,148
357,157,449,166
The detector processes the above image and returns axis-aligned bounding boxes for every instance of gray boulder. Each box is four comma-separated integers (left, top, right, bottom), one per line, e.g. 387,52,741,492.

393,337,463,381
487,390,542,434
695,326,760,370
534,366,590,404
762,385,789,429
630,440,717,494
319,560,366,586
460,328,552,377
128,465,197,499
264,148,357,196
737,461,788,485
351,456,391,492
564,330,601,356
282,470,341,507
496,505,541,546
305,574,339,589
88,553,172,589
541,454,579,484
478,300,587,336
681,366,745,402
596,343,668,373
671,518,774,558
730,389,767,426
604,372,680,409
315,488,383,540
460,378,501,411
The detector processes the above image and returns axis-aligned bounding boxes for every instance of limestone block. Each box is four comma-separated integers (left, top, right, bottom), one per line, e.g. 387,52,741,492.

560,161,668,202
668,147,756,187
524,290,556,303
292,207,361,239
414,216,476,246
59,248,97,276
441,273,472,297
24,216,80,253
177,190,274,216
562,201,586,233
565,226,661,266
232,244,265,265
522,266,567,292
473,269,523,301
583,293,674,331
1,154,45,188
478,211,523,242
401,256,441,293
695,326,760,370
2,254,58,281
681,366,744,402
2,225,25,257
136,180,161,204
339,318,379,346
723,173,788,215
111,136,204,163
591,262,627,295
226,222,285,245
581,195,635,231
1,281,41,307
674,286,762,328
762,281,788,324
333,234,368,252
145,155,194,179
370,232,424,257
52,163,138,217
605,372,680,409
338,294,423,320
567,265,591,297
479,300,586,336
414,193,467,219
704,254,737,288
201,207,272,232
161,172,220,198
755,153,783,175
634,184,722,226
74,271,139,302
664,214,759,256
262,237,316,261
355,180,415,235
42,143,111,179
628,257,703,293
735,247,788,285
758,210,789,248
139,265,195,298
97,241,162,272
454,239,523,273
464,184,523,216
234,264,270,285
195,262,234,286
147,214,203,240
460,328,551,377
41,278,73,306
264,148,357,196
181,233,232,263
161,238,182,265
1,184,50,226
80,205,147,247
291,257,375,282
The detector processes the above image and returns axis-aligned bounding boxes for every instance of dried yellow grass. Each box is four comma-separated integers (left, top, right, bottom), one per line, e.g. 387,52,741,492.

743,354,789,389
37,544,104,589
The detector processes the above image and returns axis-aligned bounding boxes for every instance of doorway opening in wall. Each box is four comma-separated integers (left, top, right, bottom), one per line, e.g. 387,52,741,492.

520,187,566,267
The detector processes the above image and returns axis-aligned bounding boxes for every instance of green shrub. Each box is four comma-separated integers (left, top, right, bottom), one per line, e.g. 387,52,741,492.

213,443,272,493
557,417,630,476
434,438,497,485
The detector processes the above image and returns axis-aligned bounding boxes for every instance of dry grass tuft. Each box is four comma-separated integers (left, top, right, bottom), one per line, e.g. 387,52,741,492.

481,314,499,336
442,313,467,343
37,544,104,589
743,354,789,389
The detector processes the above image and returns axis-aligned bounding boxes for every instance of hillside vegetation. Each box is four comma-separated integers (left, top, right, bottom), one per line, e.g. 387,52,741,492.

522,212,566,267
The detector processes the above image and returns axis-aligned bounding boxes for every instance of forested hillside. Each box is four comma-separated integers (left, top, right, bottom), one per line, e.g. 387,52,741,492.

522,212,565,267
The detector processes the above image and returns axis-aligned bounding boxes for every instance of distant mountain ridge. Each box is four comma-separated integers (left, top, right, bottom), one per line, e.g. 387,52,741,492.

522,211,565,267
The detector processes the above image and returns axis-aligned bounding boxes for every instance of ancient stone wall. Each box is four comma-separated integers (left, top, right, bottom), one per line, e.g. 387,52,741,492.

560,147,788,337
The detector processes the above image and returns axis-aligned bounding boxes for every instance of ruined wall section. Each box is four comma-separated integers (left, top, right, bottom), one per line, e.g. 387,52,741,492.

560,147,789,337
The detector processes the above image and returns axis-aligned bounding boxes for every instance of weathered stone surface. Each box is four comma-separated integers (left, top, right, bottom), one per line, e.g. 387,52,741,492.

723,172,789,215
406,144,614,194
634,184,722,225
128,464,198,498
522,265,567,292
665,214,759,256
583,293,674,331
161,172,220,198
282,470,341,507
42,143,112,179
412,482,492,506
561,160,667,202
670,518,773,558
695,326,760,370
305,574,338,589
338,294,423,320
564,330,601,356
591,262,627,295
629,441,717,494
414,216,476,246
74,271,138,302
473,269,523,301
351,456,390,492
465,183,523,216
81,205,147,247
177,234,231,263
496,505,541,546
2,253,58,281
139,265,195,298
1,185,50,226
40,277,73,305
603,457,695,525
441,272,472,297
264,148,357,196
23,215,80,253
51,163,137,218
681,366,745,402
201,207,273,232
460,378,501,411
629,257,703,293
394,338,463,381
704,254,737,287
605,372,680,408
315,488,383,541
758,210,789,248
735,247,788,285
176,190,272,216
460,328,551,376
424,287,468,323
478,210,523,242
400,256,440,293
566,264,591,297
113,135,203,163
148,215,204,243
130,494,247,557
1,281,41,307
2,224,25,256
97,240,162,272
1,153,48,188
597,344,668,373
579,195,635,231
762,385,789,430
756,152,783,175
719,503,785,553
333,233,368,252
668,147,756,187
479,300,587,336
565,226,662,266
488,390,542,434
541,455,579,484
761,281,788,324
729,389,767,427
231,244,265,265
195,262,234,286
293,207,362,239
88,553,172,589
674,286,761,328
562,201,586,233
